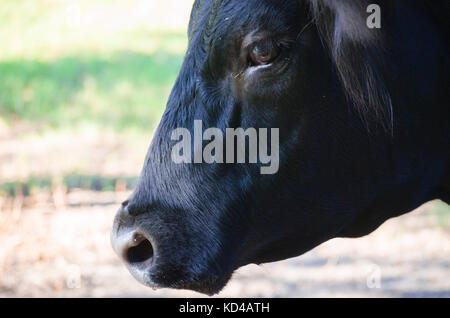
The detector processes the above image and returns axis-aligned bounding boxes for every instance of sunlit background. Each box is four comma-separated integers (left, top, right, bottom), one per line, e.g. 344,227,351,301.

0,0,449,297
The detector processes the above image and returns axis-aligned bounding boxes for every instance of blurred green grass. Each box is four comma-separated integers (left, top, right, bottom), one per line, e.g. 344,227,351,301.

0,50,183,131
431,200,450,229
0,174,138,196
0,0,191,133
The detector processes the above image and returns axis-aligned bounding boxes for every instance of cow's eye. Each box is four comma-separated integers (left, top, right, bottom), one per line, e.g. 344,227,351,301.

249,41,281,66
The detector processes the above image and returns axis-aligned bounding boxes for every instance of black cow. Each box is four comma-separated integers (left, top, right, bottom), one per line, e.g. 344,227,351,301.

111,0,449,295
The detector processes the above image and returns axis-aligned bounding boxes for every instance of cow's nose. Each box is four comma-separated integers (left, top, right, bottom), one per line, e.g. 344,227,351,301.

111,202,155,285
115,230,154,269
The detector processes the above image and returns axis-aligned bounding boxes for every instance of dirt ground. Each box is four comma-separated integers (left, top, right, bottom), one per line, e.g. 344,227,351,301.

0,191,448,298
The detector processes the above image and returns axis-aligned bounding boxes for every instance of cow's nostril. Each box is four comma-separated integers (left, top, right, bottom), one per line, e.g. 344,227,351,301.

126,237,154,265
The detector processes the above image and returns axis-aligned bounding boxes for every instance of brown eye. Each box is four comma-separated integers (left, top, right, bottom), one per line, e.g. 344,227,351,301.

249,41,281,66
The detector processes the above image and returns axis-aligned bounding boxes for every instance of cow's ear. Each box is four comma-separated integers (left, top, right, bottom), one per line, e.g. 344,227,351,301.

307,0,393,134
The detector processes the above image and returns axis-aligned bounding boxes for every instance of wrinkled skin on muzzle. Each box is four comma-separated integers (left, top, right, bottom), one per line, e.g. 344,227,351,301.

111,0,450,295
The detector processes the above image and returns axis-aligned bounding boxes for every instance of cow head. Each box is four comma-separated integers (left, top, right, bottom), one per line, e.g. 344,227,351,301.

110,0,445,295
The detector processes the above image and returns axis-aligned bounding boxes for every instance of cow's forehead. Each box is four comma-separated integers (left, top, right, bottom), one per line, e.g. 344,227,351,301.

188,0,299,50
189,0,226,48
